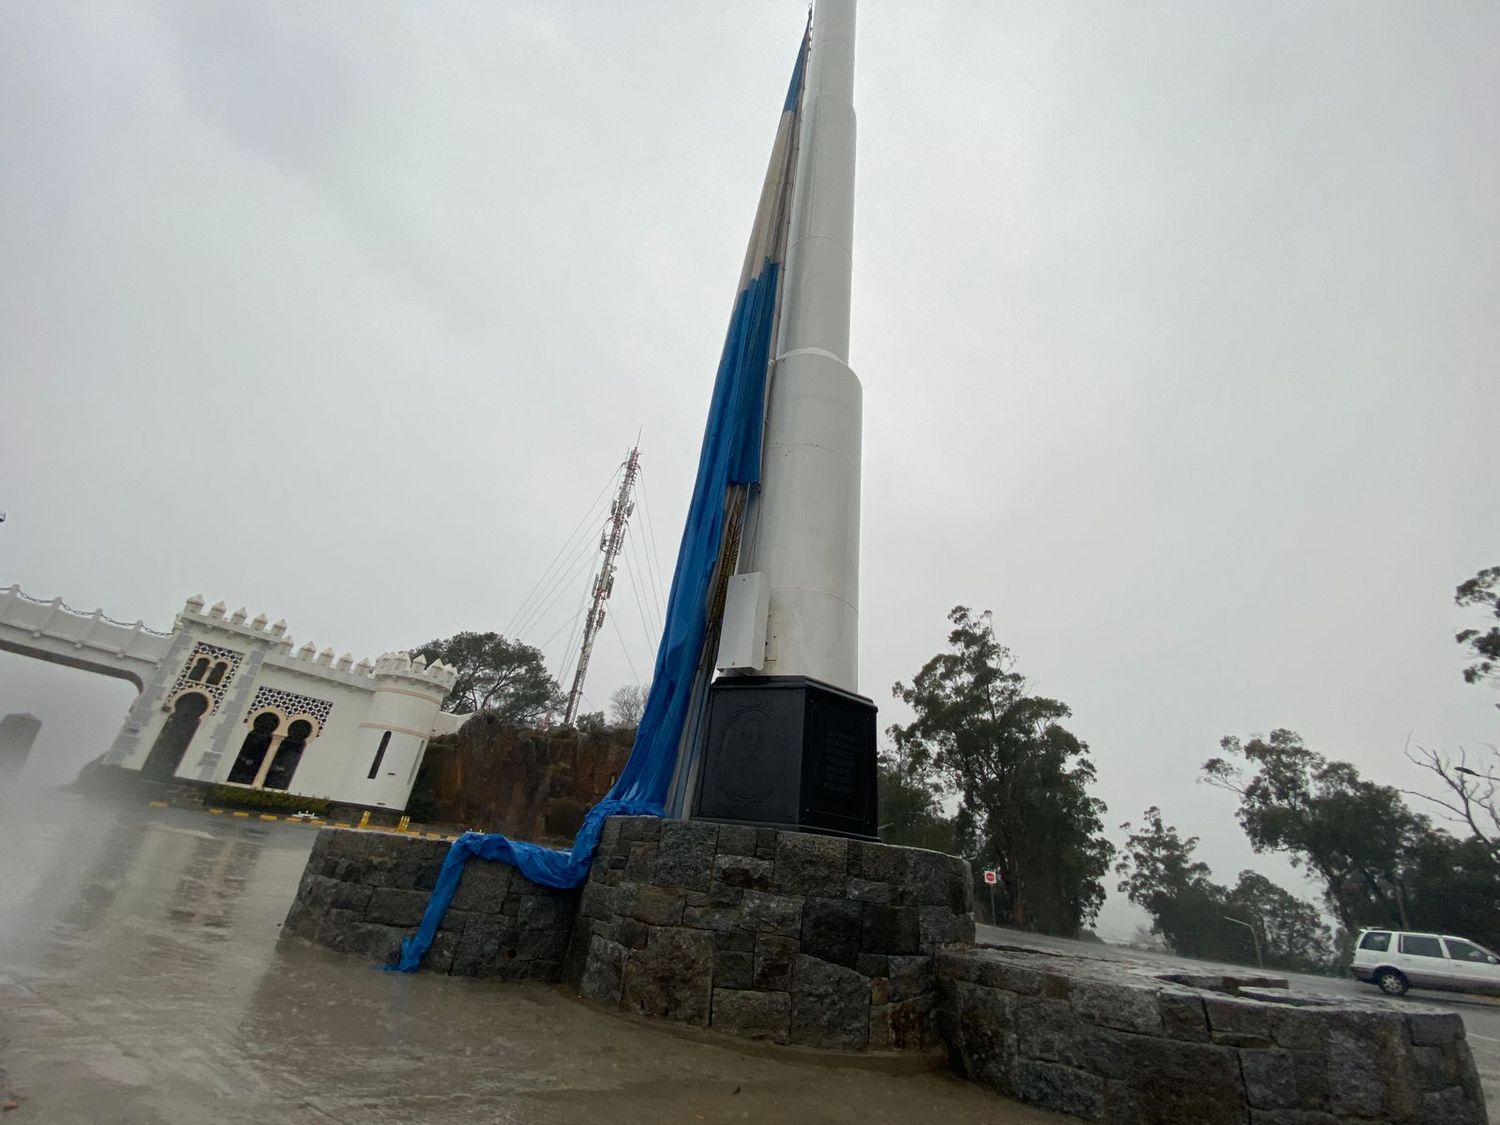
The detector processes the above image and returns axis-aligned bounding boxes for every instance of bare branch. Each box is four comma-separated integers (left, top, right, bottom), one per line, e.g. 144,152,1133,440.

1404,741,1500,862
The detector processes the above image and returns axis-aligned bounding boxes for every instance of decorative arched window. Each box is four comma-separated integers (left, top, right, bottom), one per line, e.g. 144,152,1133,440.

264,719,312,791
206,661,229,686
188,657,210,682
228,712,280,785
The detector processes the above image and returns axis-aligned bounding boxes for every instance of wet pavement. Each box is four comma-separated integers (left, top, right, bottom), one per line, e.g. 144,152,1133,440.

0,788,1069,1124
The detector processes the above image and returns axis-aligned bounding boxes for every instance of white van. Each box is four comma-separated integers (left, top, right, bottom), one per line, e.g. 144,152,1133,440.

1351,929,1500,997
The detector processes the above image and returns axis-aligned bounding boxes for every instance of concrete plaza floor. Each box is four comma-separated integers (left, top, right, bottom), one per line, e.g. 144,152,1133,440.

0,788,1069,1124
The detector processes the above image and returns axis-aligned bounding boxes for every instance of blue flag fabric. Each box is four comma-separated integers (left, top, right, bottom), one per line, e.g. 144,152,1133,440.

390,29,809,973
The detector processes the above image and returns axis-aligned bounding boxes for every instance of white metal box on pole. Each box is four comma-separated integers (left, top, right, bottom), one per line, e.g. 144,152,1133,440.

716,572,770,672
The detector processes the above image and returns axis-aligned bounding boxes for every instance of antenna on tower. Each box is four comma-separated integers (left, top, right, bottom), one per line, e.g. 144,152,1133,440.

562,443,642,726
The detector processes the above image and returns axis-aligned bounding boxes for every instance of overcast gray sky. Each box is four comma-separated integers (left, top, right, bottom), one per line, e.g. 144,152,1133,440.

3,1,1497,938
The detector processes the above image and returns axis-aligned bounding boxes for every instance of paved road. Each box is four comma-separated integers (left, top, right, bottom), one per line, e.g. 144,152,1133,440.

0,787,1069,1125
979,923,1500,1116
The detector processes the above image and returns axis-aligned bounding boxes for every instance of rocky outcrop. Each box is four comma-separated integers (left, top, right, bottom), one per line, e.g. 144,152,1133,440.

408,719,633,839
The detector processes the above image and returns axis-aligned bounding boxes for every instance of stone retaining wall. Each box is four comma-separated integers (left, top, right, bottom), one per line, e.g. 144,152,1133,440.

569,816,975,1052
283,816,976,1053
283,828,578,980
938,945,1487,1125
282,824,1487,1125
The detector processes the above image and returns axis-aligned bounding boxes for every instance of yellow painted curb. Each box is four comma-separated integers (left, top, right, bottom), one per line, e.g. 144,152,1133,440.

144,799,459,839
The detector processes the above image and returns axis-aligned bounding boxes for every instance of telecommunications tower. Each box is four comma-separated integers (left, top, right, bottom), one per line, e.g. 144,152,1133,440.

562,445,641,725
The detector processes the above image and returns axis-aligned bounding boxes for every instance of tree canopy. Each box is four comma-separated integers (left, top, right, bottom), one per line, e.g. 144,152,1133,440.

888,607,1113,936
1456,564,1500,700
1402,832,1500,950
1203,729,1428,934
1116,806,1332,972
1116,806,1230,959
410,631,560,725
609,683,649,728
875,741,957,855
1203,728,1500,953
1228,870,1333,973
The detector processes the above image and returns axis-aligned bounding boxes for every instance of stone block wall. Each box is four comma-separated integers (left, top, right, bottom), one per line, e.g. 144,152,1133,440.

281,822,1485,1125
283,828,578,980
938,946,1487,1125
567,816,975,1052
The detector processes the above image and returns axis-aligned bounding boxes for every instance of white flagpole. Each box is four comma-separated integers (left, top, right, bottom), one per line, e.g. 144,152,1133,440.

747,0,862,694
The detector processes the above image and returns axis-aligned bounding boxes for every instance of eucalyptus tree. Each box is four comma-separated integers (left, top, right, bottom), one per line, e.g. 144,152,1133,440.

889,607,1112,935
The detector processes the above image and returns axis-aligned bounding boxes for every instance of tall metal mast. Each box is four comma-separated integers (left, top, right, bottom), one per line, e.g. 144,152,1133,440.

563,445,641,725
735,0,861,695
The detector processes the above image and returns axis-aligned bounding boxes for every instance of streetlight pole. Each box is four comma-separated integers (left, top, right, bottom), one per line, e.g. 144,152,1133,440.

1222,914,1264,969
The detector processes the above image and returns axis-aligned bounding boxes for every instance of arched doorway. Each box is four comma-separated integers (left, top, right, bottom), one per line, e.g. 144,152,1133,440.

142,692,209,781
228,712,279,784
263,719,311,791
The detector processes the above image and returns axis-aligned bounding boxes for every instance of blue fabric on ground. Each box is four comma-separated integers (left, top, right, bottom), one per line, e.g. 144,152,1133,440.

389,30,807,974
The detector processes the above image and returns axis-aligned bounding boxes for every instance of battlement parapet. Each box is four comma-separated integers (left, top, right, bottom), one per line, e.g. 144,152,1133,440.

180,595,456,693
373,650,459,691
6,584,172,638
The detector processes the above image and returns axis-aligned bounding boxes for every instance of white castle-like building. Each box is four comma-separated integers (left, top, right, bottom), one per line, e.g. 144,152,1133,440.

102,595,466,808
0,586,465,810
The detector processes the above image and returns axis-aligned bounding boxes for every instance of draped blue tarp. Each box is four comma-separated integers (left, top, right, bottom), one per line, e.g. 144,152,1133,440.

390,29,808,973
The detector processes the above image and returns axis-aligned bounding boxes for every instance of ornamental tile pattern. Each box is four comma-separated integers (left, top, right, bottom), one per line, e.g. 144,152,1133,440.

246,685,333,733
167,643,244,710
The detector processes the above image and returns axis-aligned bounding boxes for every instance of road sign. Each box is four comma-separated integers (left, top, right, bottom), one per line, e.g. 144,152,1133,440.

983,869,997,885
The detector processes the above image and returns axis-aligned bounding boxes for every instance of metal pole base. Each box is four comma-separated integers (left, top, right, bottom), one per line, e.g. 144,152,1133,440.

691,675,878,839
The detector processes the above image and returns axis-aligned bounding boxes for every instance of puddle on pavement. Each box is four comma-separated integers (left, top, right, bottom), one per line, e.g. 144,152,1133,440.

0,788,1068,1124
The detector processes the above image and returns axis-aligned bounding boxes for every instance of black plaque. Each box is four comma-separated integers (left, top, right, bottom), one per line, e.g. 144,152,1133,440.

695,676,878,839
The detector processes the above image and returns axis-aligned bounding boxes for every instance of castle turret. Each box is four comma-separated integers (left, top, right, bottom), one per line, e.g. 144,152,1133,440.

341,652,457,809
